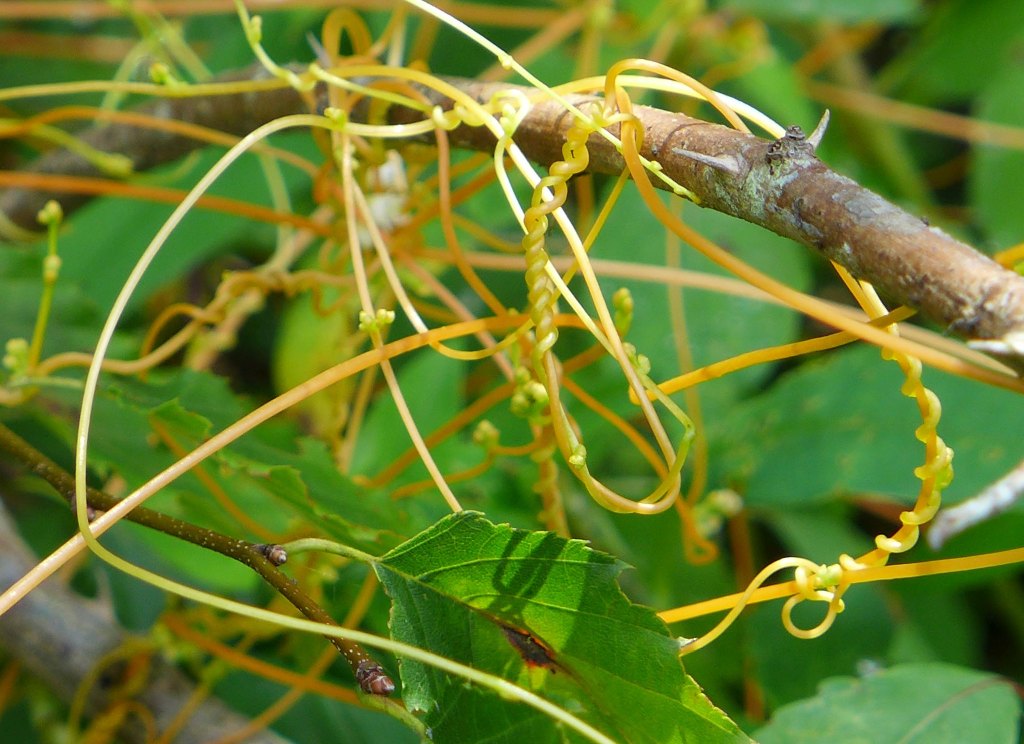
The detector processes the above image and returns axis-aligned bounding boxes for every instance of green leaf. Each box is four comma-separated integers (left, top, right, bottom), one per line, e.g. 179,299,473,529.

272,280,360,438
0,251,136,364
82,369,411,553
214,666,418,744
349,344,467,483
374,511,747,743
54,134,319,314
754,663,1021,744
878,0,1024,102
596,190,811,406
970,35,1024,250
573,187,810,470
747,582,894,708
219,440,412,552
887,587,979,669
712,346,921,507
720,0,921,24
713,344,1024,508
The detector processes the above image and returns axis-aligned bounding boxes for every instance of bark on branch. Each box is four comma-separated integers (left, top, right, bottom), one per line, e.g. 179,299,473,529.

392,79,1024,365
3,66,1024,369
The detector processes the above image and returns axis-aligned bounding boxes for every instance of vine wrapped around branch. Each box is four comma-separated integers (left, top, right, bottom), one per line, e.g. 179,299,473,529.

3,66,1024,371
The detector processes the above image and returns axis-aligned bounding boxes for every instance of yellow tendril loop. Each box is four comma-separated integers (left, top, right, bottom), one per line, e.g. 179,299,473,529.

780,562,847,640
677,265,954,652
850,308,953,568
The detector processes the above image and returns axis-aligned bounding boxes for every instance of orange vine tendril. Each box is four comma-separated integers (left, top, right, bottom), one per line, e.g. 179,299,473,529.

587,53,960,651
6,3,1021,704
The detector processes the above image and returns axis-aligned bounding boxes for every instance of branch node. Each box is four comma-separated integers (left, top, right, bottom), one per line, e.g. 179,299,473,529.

765,125,816,168
255,543,288,566
356,659,396,696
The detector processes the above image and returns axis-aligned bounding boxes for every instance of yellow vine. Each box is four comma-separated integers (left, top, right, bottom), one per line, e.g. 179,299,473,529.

2,4,1019,727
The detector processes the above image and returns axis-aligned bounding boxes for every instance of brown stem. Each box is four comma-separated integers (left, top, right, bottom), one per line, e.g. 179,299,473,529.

3,67,1024,369
0,422,394,696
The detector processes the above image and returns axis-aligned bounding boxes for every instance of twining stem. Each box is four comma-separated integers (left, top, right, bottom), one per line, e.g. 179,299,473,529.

0,422,395,696
380,76,1024,362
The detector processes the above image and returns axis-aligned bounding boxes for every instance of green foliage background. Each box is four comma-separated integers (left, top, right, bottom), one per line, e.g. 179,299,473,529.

1,0,1023,742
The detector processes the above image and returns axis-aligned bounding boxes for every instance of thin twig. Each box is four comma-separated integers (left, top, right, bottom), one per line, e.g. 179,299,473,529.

0,422,395,696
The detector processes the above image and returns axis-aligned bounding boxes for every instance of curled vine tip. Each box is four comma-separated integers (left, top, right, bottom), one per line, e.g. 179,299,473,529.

356,659,396,696
36,200,63,227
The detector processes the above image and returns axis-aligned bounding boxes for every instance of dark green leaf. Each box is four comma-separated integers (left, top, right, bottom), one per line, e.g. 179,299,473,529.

596,189,811,411
713,345,1024,508
878,0,1024,102
84,369,410,552
970,36,1024,250
755,663,1021,744
375,511,747,743
721,0,921,24
349,343,467,483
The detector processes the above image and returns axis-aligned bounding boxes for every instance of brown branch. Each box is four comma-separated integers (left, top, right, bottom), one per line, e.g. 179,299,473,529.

3,67,1024,369
0,422,395,698
382,78,1024,364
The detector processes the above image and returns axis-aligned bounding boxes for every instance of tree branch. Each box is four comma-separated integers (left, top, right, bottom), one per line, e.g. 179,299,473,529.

3,67,1024,369
0,423,395,698
384,78,1024,366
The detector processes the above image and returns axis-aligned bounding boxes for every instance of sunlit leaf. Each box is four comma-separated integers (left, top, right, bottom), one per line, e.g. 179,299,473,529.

375,511,747,743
